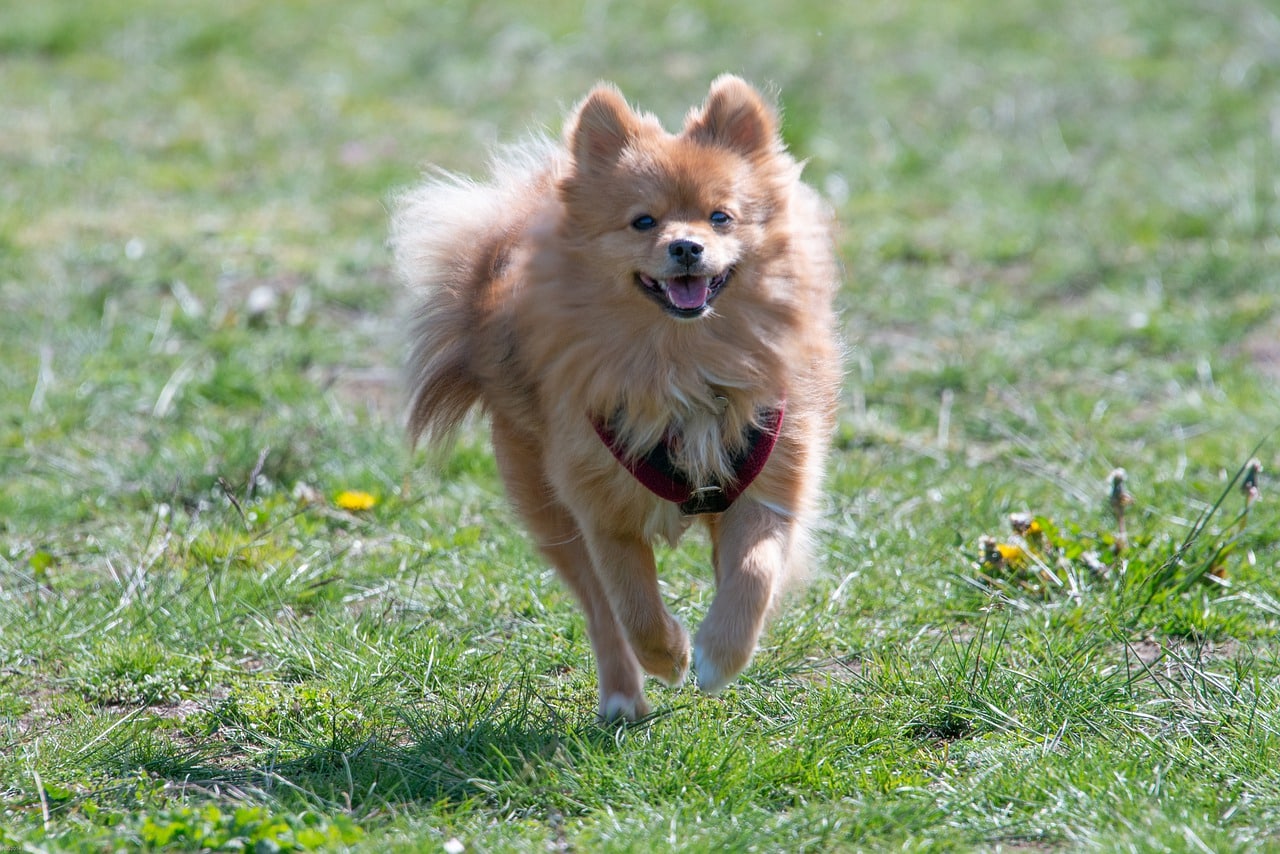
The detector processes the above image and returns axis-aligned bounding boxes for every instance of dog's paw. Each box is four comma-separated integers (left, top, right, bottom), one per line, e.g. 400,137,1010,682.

643,643,689,689
692,630,757,695
598,691,650,723
692,642,732,695
661,656,688,690
631,617,690,688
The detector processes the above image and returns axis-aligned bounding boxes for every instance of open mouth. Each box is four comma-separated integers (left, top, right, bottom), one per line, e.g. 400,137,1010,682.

636,270,732,318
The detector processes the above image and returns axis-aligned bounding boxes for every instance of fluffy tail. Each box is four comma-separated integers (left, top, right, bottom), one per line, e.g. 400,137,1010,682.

390,140,556,448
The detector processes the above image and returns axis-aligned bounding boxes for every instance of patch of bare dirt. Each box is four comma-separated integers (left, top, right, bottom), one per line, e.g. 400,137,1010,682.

1237,314,1280,381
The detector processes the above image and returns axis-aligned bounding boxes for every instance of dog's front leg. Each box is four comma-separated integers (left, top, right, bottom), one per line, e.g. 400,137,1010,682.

695,498,795,694
582,529,691,690
490,418,649,722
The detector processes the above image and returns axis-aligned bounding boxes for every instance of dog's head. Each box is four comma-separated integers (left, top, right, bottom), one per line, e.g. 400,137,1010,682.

558,76,796,322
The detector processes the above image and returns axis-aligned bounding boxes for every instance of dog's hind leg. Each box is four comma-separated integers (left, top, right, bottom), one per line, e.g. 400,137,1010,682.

490,418,649,721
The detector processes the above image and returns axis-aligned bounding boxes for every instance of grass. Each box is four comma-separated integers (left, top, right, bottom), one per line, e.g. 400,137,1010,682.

3,0,1280,849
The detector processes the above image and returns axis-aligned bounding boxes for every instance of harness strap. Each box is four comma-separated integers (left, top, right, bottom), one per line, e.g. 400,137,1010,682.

591,402,785,515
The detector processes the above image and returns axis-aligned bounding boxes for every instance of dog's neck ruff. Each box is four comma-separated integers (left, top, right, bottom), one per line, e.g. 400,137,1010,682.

591,402,784,515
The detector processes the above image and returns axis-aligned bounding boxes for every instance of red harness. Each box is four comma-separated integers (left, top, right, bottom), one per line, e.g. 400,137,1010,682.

591,403,784,515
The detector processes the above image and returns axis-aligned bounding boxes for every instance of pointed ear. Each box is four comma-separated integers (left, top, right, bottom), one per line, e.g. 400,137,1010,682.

566,84,636,170
684,75,779,158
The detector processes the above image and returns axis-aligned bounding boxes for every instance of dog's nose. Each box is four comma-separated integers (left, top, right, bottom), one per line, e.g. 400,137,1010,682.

668,239,703,266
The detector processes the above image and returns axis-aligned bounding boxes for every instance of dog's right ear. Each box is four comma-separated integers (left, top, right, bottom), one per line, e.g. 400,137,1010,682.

567,84,635,171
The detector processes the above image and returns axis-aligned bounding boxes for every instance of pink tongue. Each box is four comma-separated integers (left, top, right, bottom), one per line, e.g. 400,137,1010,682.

667,276,709,309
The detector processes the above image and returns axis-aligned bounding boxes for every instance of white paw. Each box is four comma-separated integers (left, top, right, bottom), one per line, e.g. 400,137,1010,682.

693,644,730,695
599,692,645,723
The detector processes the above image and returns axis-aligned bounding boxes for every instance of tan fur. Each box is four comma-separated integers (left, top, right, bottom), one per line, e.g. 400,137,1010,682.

392,76,840,720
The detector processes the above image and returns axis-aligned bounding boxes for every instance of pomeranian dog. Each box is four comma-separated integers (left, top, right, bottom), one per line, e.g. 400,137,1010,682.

392,75,840,721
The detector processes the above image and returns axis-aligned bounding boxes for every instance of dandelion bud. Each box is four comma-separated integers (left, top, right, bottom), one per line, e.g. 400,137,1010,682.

979,535,1003,568
1108,468,1133,516
1242,459,1262,507
1009,512,1034,535
1108,468,1132,554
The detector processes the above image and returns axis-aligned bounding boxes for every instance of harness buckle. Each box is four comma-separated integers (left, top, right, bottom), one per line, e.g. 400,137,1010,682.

679,484,732,516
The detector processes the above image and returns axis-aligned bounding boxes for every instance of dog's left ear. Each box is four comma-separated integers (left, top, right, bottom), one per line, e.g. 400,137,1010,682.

684,75,780,158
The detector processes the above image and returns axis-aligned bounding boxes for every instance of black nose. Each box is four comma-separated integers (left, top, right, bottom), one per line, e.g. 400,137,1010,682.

668,239,703,266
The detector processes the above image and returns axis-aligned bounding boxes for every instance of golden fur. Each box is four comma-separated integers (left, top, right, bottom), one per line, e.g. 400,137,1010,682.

392,76,840,721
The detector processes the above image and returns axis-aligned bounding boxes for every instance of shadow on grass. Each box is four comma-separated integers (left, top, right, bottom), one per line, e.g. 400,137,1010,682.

82,674,637,819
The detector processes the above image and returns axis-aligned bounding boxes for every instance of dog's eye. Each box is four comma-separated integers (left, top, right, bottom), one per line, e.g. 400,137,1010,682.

710,211,732,226
631,215,657,231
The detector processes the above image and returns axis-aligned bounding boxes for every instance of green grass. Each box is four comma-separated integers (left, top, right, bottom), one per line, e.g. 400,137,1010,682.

3,0,1280,849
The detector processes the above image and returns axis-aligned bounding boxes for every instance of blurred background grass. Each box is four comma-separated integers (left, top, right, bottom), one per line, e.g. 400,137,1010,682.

4,0,1277,521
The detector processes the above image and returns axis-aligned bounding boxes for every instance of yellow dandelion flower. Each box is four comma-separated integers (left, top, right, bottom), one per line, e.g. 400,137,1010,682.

335,490,377,512
980,536,1029,570
994,542,1029,567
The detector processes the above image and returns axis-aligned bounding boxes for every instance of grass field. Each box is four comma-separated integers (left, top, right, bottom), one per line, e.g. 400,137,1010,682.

4,0,1280,850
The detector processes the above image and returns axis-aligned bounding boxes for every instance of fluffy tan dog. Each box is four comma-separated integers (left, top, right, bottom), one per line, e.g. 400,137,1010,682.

392,76,840,721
